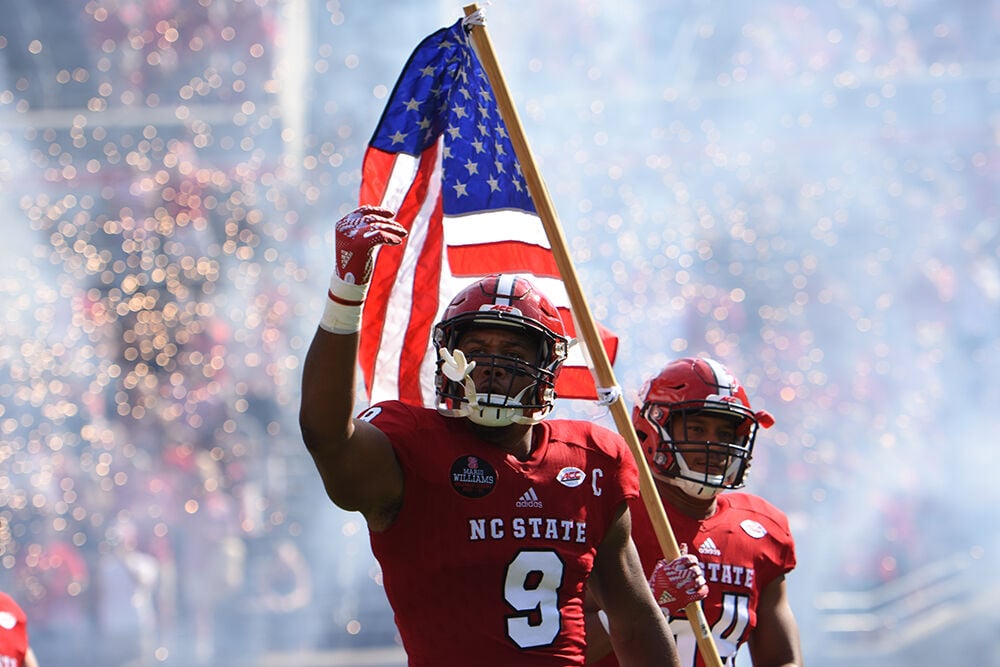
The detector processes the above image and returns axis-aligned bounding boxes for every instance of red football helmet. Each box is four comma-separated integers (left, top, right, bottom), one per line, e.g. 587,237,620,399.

633,357,775,497
433,274,569,426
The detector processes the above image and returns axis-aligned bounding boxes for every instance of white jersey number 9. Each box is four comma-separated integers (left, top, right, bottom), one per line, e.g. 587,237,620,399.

504,549,565,648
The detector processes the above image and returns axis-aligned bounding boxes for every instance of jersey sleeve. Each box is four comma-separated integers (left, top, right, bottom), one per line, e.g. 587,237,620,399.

357,399,430,474
613,434,640,503
728,493,797,582
769,505,797,575
589,420,640,499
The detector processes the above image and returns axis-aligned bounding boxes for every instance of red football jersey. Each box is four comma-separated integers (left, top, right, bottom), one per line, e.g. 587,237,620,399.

362,400,639,667
0,592,29,666
594,492,796,667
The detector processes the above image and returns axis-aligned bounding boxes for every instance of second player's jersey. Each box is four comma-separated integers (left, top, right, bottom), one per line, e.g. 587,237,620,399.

362,401,639,667
596,492,796,667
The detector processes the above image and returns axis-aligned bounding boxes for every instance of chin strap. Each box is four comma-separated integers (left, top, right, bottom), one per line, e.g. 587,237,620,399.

462,376,480,410
668,476,723,499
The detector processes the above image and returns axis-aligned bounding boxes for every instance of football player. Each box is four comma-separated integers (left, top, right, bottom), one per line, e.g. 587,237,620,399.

588,357,802,667
300,205,680,666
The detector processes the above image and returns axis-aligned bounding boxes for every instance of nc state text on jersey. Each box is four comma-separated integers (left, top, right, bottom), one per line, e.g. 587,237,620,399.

468,517,587,543
700,560,756,589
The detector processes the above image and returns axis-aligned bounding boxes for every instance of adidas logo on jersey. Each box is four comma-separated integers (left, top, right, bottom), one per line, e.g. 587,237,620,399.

515,487,543,509
698,537,722,557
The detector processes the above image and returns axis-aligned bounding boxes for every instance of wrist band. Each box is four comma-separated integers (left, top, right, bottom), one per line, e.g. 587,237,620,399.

327,290,363,306
320,274,369,334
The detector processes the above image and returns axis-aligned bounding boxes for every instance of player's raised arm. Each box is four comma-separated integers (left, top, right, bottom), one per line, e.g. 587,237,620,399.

299,205,407,524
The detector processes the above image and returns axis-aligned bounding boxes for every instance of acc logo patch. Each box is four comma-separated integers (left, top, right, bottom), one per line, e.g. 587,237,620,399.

556,466,586,488
450,455,497,498
740,519,767,539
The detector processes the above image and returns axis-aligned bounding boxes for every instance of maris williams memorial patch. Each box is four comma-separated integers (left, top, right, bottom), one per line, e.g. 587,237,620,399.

450,455,497,498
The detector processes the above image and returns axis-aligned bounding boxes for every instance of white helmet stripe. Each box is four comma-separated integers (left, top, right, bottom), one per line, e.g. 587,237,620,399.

702,357,735,396
494,274,517,305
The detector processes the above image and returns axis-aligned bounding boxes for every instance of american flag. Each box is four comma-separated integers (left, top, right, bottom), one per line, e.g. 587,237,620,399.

358,17,618,407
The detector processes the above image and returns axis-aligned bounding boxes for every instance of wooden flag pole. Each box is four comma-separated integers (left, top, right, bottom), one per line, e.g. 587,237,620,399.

462,5,724,666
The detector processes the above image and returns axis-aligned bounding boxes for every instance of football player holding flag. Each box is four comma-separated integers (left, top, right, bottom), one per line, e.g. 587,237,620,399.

300,206,680,666
588,357,802,667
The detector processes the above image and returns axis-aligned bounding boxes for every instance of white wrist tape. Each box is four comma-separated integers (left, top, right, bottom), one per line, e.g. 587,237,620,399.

320,274,370,334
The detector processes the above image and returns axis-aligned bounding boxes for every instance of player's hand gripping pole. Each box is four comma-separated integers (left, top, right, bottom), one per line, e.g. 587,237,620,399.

462,5,724,666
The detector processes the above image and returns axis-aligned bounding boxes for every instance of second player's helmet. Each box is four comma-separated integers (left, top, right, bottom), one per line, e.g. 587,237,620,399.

633,357,775,497
433,274,569,427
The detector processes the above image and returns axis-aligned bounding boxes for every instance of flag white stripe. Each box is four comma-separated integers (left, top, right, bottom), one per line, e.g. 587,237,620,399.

380,153,419,212
443,209,552,248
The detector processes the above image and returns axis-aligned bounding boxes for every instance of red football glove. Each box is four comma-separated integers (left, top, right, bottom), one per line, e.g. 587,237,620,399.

320,205,406,334
334,205,406,286
648,546,708,616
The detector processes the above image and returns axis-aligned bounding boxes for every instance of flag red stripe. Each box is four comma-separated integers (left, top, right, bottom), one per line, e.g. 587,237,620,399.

555,367,603,400
358,149,399,395
397,196,444,405
359,147,395,206
446,242,560,278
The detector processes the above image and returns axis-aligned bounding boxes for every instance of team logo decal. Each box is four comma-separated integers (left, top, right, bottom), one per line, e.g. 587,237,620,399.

0,611,16,630
450,455,497,498
740,519,767,538
556,466,586,488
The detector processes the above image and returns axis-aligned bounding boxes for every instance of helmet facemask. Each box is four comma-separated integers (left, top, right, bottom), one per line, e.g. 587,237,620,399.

445,344,554,427
435,318,565,427
633,357,774,499
642,402,757,498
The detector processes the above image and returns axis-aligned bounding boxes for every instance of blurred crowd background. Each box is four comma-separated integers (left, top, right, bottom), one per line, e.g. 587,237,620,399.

0,1,997,665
